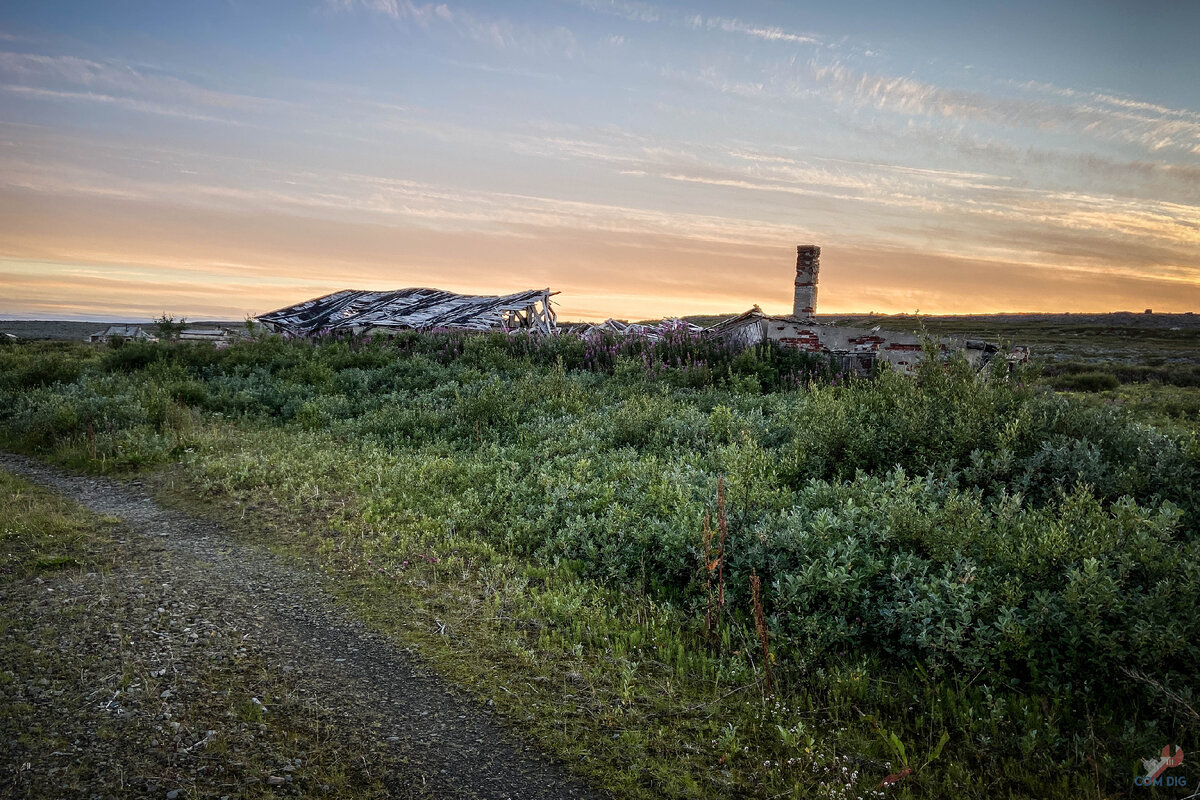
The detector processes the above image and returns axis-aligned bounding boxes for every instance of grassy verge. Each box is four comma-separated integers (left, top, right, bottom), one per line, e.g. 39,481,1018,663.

0,468,120,577
153,465,899,799
0,469,409,799
1055,381,1200,425
146,426,1147,800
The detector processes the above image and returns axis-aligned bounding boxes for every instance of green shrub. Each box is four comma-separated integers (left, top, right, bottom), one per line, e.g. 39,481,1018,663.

1052,371,1120,391
101,341,165,372
0,353,82,390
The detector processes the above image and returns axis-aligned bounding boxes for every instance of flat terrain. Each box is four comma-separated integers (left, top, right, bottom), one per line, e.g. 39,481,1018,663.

0,321,243,341
830,312,1200,365
2,323,1196,798
0,320,119,341
650,312,1200,366
11,313,1200,365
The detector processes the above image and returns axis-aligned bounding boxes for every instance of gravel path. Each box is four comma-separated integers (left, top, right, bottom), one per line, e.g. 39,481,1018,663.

1,452,604,800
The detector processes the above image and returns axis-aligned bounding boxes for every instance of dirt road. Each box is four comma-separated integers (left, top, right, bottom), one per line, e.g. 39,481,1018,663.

0,452,603,800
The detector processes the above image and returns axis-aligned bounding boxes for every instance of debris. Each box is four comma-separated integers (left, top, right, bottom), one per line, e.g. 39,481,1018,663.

257,287,558,337
879,766,913,787
577,318,702,341
705,245,1029,374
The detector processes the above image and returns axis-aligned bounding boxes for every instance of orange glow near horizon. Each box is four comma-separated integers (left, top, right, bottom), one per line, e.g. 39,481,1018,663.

2,190,1197,322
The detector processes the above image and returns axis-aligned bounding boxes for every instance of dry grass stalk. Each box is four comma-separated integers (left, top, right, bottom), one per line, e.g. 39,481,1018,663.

702,512,715,640
702,476,729,642
716,476,727,629
1119,666,1200,724
750,568,770,696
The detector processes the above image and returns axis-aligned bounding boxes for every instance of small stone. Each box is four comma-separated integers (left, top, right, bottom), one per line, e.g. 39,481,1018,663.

166,790,180,799
266,776,286,786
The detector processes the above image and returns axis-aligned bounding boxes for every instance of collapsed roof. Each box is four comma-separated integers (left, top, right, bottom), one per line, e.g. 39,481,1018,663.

257,287,557,337
579,318,703,341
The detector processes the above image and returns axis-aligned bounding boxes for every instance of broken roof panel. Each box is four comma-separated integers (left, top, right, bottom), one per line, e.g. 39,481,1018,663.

257,287,557,337
577,317,703,341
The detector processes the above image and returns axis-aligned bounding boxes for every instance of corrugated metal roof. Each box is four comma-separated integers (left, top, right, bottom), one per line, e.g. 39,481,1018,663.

257,287,557,337
89,325,153,340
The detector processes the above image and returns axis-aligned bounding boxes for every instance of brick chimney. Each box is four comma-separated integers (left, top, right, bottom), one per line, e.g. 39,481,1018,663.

793,245,820,319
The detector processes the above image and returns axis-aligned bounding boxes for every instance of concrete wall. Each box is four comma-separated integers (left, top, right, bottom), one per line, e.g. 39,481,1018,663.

713,314,989,375
768,318,927,374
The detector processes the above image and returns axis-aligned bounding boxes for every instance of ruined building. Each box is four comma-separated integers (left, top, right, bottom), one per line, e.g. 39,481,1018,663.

252,246,1022,372
707,245,1023,374
257,287,557,337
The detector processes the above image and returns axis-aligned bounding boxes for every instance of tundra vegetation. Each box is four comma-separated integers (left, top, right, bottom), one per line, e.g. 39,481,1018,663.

1,327,1198,799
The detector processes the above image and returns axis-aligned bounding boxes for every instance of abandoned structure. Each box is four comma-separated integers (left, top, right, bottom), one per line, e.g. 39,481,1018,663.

706,246,1025,374
86,324,155,343
579,317,704,340
178,326,248,346
253,249,1022,372
257,287,557,337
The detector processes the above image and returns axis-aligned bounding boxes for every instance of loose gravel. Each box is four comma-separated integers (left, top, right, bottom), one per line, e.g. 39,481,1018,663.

0,452,604,800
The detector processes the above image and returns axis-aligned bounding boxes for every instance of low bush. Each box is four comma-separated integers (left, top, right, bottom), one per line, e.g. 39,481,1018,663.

1042,359,1200,389
1050,370,1120,391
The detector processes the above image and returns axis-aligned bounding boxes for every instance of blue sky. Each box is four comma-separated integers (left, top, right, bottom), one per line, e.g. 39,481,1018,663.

1,0,1198,320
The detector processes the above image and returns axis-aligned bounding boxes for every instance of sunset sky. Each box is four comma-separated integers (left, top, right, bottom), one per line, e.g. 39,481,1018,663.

2,1,1198,321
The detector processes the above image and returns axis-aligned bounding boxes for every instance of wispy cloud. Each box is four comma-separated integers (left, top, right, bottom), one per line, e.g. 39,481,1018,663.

6,120,1197,292
0,50,290,124
568,0,661,24
328,0,579,56
565,0,1199,158
325,0,451,24
686,14,821,46
0,144,796,248
573,1,821,47
802,60,1200,156
1019,79,1200,124
0,84,235,123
